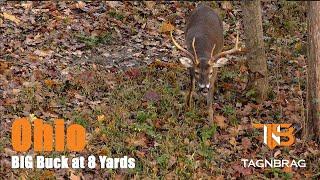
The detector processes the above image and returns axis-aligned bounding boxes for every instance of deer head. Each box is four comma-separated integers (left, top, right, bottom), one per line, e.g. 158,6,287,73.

171,31,241,94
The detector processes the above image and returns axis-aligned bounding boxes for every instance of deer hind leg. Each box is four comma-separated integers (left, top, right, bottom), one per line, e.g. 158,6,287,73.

186,76,195,109
207,70,218,120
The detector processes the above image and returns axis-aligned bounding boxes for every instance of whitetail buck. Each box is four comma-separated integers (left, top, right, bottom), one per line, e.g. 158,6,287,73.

171,4,242,120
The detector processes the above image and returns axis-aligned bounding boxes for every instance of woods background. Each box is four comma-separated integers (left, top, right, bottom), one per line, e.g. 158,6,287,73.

0,1,319,179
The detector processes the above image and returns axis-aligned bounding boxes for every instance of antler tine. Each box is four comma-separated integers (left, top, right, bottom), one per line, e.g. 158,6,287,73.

235,31,239,49
192,37,199,64
170,31,194,59
213,31,241,59
210,44,216,58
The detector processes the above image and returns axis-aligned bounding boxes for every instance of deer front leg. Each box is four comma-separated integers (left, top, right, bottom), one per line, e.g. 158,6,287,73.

207,70,218,121
207,90,214,121
186,75,195,109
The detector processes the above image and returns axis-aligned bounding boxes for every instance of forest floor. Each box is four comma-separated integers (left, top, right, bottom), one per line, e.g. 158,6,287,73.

0,1,319,179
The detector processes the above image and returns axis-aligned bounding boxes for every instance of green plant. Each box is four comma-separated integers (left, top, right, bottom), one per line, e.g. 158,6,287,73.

74,116,88,128
75,32,112,48
222,105,236,116
201,124,217,142
109,11,124,20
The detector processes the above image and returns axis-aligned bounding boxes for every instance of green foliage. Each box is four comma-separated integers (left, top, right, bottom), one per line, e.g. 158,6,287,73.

222,104,236,116
265,168,293,179
273,111,282,121
268,89,276,100
245,88,257,100
201,124,217,142
221,70,238,81
156,154,169,168
230,115,238,126
74,116,88,128
109,11,124,20
136,111,149,122
75,32,112,48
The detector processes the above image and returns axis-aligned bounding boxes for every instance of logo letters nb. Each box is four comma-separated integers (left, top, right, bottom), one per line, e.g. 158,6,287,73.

253,124,295,149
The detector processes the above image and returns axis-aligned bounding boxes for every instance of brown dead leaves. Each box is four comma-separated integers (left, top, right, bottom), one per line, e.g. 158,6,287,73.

1,12,20,25
0,60,11,74
126,133,148,148
213,115,228,129
34,49,54,57
159,21,175,33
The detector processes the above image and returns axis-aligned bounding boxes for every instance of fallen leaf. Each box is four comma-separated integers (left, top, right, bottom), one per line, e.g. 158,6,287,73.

136,151,146,158
42,170,55,178
229,127,239,136
214,175,225,180
159,21,175,33
106,1,122,8
240,104,253,116
283,160,293,173
221,2,232,11
4,148,16,156
143,91,160,102
27,54,39,62
295,42,302,52
70,174,81,180
232,164,252,176
229,137,237,146
21,2,33,10
125,68,141,79
242,137,251,150
307,147,320,155
75,1,86,10
214,115,227,129
12,89,21,95
29,114,37,122
97,115,105,122
2,12,20,24
0,61,9,74
168,156,177,168
94,127,101,134
74,93,85,100
126,133,148,147
34,50,53,57
145,1,156,9
70,170,82,180
274,150,281,157
44,79,55,88
239,64,247,73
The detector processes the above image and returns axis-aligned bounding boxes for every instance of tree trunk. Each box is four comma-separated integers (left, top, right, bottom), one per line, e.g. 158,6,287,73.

305,1,320,142
241,0,268,102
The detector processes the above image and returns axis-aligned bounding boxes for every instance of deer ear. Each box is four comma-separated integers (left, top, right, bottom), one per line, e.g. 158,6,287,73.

211,57,229,67
179,57,193,68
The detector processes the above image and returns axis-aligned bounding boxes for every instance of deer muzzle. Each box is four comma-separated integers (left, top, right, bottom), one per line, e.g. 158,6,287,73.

198,83,210,95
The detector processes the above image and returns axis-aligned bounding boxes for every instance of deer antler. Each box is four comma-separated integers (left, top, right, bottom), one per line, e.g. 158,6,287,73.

210,44,216,58
192,37,199,64
170,31,195,60
212,32,241,60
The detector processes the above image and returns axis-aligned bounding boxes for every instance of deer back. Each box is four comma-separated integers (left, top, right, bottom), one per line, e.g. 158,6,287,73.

185,4,224,60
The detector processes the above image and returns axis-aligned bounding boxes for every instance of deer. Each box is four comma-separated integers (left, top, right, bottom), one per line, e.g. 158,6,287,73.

170,4,242,120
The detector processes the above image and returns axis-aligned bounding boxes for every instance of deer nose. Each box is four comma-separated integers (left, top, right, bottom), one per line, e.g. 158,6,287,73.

200,87,209,94
198,83,210,94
